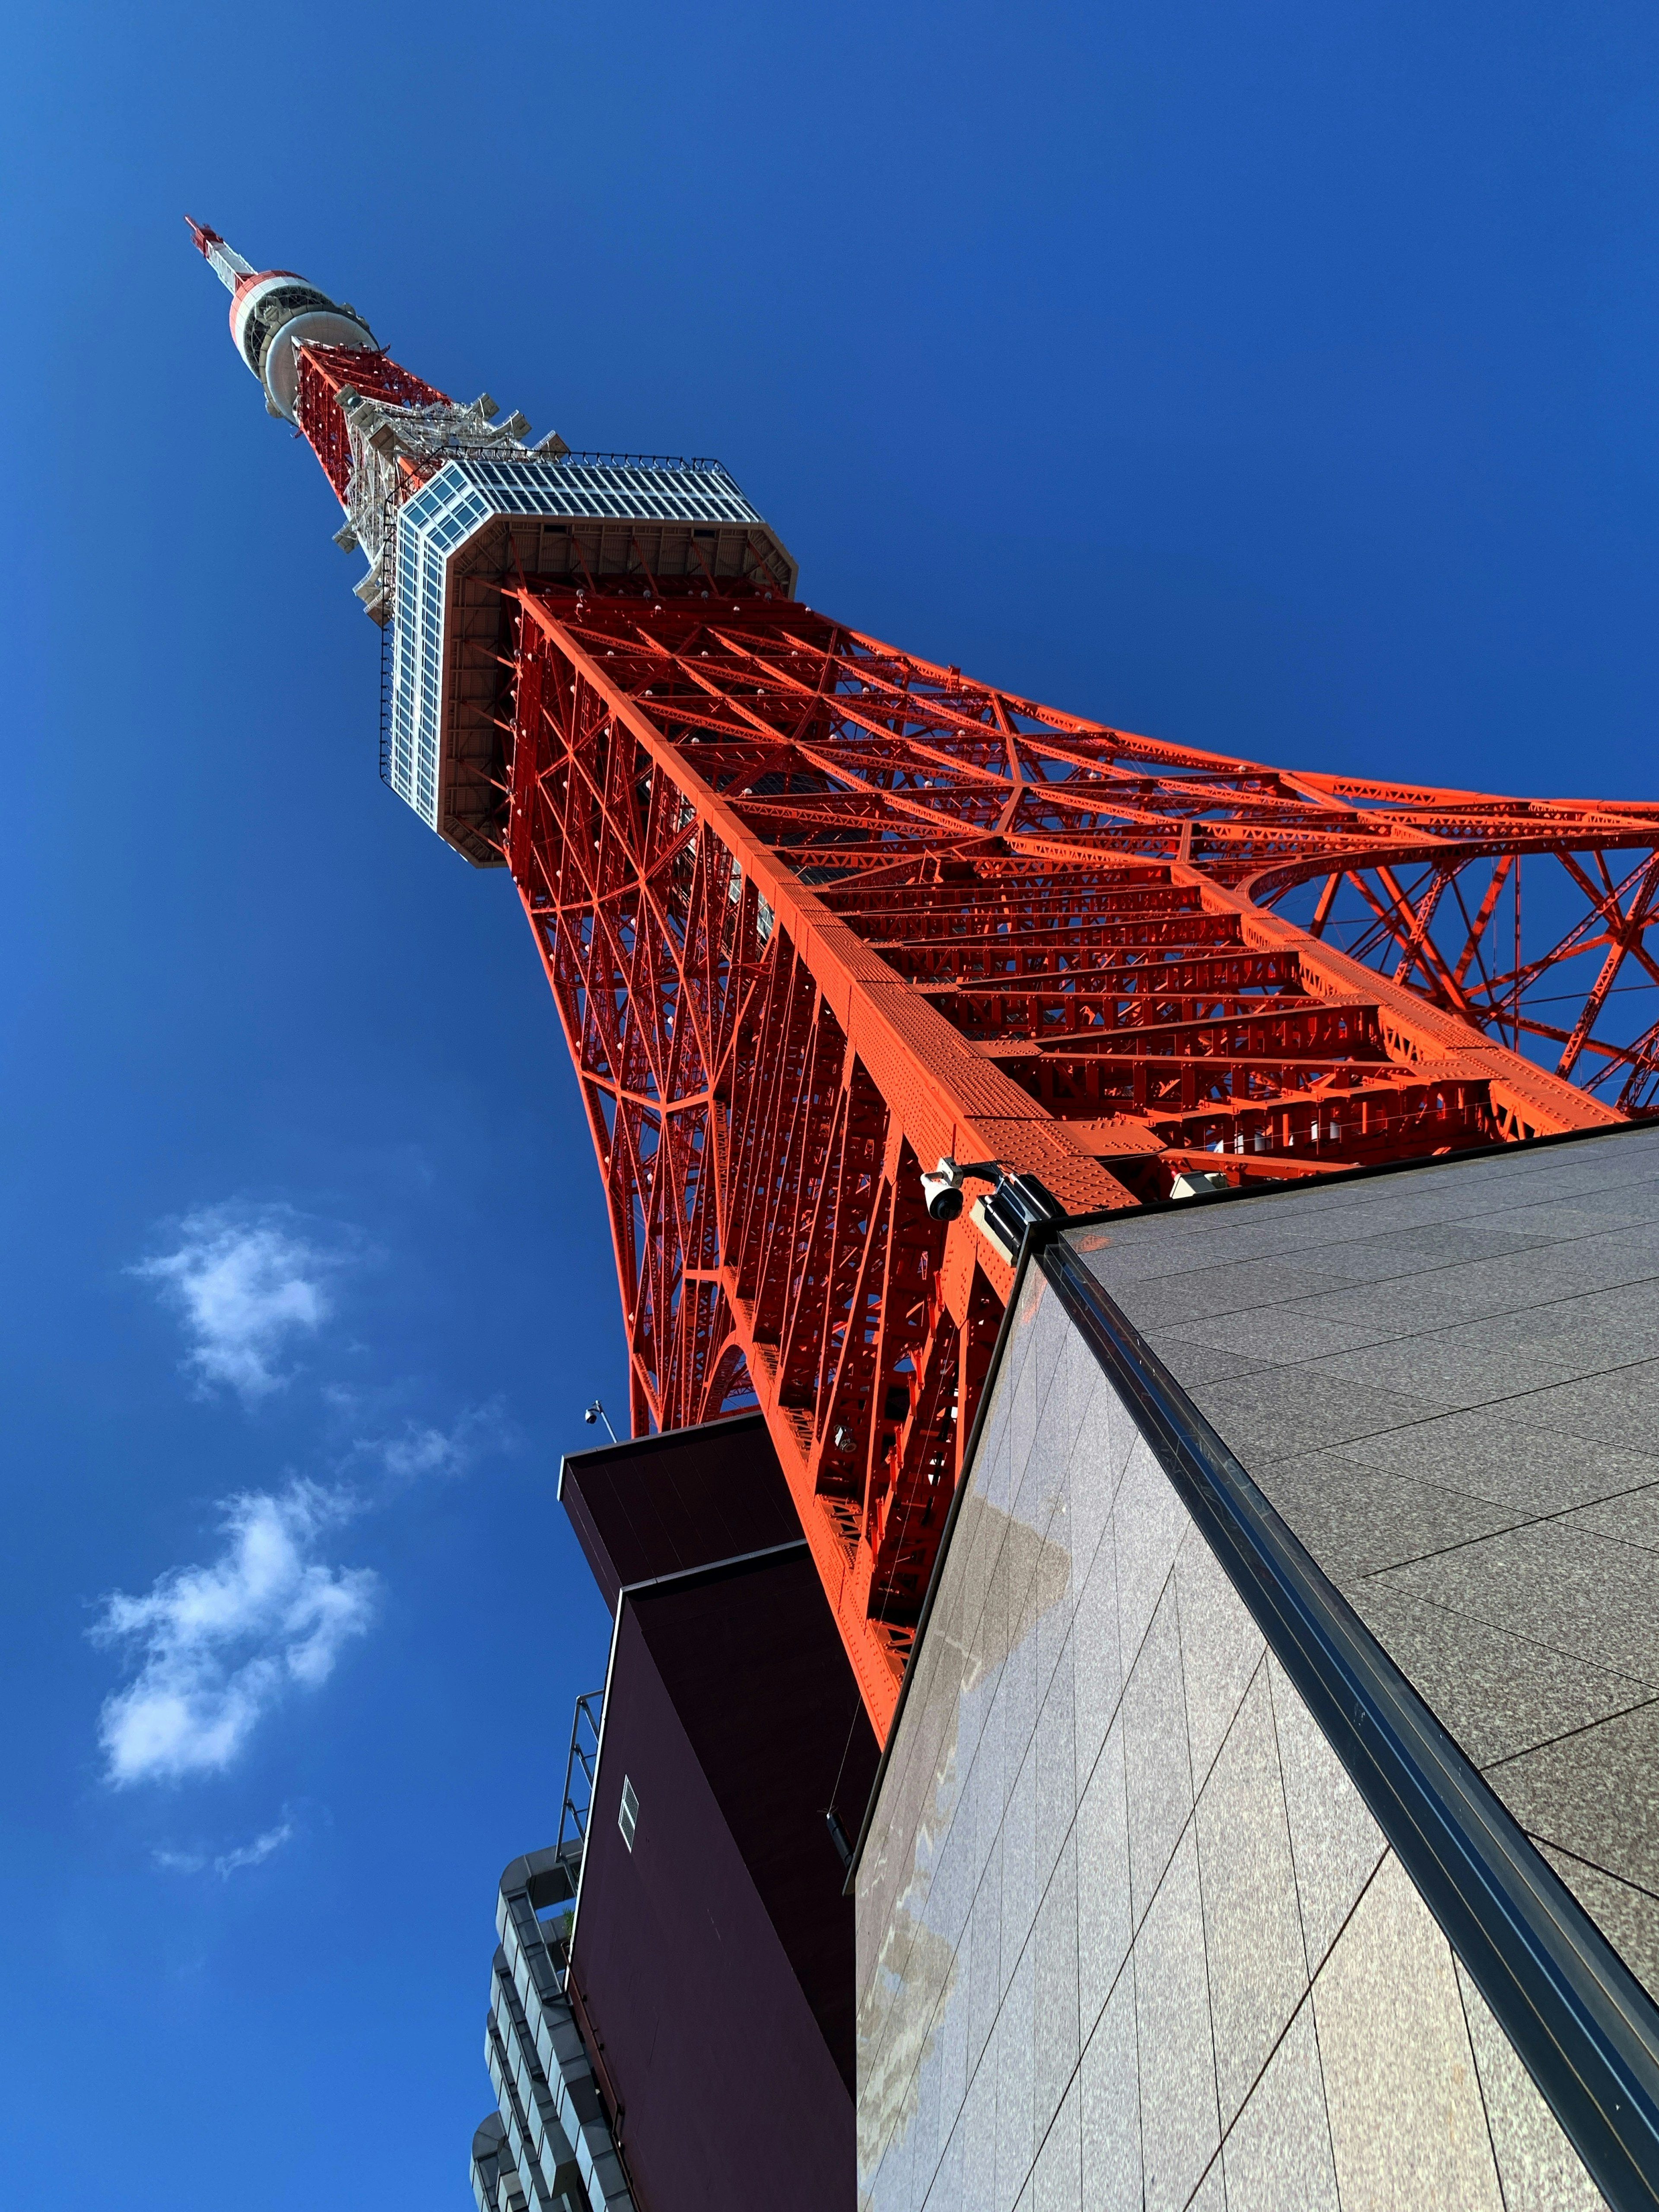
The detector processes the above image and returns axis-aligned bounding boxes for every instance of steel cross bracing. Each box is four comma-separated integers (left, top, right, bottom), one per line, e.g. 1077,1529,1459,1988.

498,582,1658,1733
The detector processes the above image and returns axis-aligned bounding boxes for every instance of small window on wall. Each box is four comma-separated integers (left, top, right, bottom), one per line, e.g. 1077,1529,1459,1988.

619,1776,639,1853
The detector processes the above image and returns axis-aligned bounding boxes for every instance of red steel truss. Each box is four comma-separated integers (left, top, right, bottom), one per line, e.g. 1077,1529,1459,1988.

294,344,451,501
248,312,1659,1731
499,580,1659,1731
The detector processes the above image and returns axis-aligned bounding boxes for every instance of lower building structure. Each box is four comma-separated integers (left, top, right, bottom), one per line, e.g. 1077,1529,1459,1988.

853,1120,1659,2212
471,1414,879,2212
472,1122,1659,2212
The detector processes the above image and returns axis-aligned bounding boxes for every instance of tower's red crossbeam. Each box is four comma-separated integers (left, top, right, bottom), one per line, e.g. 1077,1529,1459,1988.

499,581,1658,1732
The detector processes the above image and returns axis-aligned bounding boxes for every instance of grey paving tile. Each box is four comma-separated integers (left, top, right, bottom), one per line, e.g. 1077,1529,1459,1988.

1535,1841,1659,2005
1312,1851,1503,2212
1455,1960,1610,2211
1253,1448,1520,1583
1522,1283,1659,1376
1008,1423,1071,1572
1030,2072,1081,2212
1122,1579,1195,1927
1487,1700,1659,1899
1509,1360,1659,1457
1346,1583,1652,1768
932,1914,971,2161
1346,1218,1559,1267
966,1827,1002,2076
909,2010,944,2205
1187,2157,1226,2210
1079,1959,1141,2212
1194,1665,1309,2129
1112,1433,1192,1671
1186,1365,1443,1466
966,1697,1005,1900
1072,1521,1126,1795
1045,1318,1102,1464
1015,1279,1073,1446
1321,1232,1659,1332
1153,1302,1389,1365
1294,1329,1588,1414
1133,1829,1220,2212
1109,1252,1363,1327
1076,1715,1132,2041
1377,1523,1659,1686
1065,1371,1138,1580
1141,1333,1281,1389
1336,1408,1659,1516
1001,1735,1039,2002
995,1944,1036,2211
1560,1481,1659,1552
1220,1997,1339,2212
1032,1831,1080,2142
921,2106,962,2212
1267,1654,1386,1974
1284,1265,1532,1341
960,2037,999,2212
1034,1640,1075,1897
998,1608,1041,1841
1174,1520,1267,1793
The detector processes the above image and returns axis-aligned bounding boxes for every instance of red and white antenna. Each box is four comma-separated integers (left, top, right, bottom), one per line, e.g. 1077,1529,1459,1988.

184,215,377,421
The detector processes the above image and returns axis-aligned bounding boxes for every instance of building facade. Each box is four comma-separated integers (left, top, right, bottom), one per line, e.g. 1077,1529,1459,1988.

854,1123,1659,2209
471,1417,879,2212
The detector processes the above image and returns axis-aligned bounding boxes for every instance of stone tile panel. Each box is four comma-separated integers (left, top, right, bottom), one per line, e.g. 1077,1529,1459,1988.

1121,1578,1194,1927
1487,1700,1659,1900
1346,1583,1650,1768
1133,1829,1220,2212
1455,1960,1609,2212
1267,1654,1386,1975
1194,1663,1310,2129
1312,1851,1503,2212
1219,1998,1339,2212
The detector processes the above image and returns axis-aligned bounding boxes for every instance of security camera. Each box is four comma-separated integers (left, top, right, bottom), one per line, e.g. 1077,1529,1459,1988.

919,1156,1003,1223
583,1398,617,1441
921,1163,965,1221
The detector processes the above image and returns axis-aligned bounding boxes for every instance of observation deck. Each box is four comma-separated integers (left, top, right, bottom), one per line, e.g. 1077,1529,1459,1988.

382,451,795,863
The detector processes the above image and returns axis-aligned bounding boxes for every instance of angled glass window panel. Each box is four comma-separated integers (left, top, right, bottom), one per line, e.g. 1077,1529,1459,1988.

618,1775,639,1851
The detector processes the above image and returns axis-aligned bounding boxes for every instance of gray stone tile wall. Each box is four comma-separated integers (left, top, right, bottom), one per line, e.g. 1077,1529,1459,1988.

1076,1122,1659,2002
855,1256,1611,2211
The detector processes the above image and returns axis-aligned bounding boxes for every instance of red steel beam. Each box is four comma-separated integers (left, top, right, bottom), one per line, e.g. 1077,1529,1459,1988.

499,585,1657,1734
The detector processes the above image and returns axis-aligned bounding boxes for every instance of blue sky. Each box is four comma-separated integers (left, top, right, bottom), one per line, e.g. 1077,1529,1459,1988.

2,2,1656,2204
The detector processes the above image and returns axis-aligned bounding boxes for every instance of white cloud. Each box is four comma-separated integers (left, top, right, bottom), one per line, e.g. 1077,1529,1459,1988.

93,1485,376,1786
347,1398,512,1484
133,1205,340,1401
153,1818,297,1879
152,1847,206,1873
214,1819,294,1875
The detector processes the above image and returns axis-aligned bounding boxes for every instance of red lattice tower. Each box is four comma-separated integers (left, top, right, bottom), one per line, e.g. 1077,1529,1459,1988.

191,221,1659,1734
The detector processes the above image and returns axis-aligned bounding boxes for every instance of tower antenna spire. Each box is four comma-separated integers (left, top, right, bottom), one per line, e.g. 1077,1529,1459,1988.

183,214,255,294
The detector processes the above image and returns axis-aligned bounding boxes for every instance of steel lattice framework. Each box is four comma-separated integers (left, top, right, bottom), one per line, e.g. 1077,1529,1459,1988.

182,210,1659,1733
500,582,1658,1729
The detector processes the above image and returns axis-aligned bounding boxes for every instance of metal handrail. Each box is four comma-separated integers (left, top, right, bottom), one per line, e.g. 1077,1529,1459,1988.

556,1691,604,1874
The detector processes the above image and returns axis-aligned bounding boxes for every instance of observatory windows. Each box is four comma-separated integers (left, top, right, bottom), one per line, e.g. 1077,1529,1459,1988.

618,1776,639,1853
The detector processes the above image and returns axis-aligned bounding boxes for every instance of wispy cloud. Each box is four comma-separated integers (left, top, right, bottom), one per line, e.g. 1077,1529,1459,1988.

153,1818,296,1879
133,1205,342,1401
340,1397,513,1485
92,1486,376,1786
